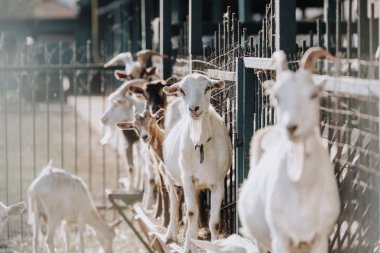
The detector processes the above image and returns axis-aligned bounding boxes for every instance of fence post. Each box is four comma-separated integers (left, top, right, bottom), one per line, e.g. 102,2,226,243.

141,0,153,50
160,0,172,78
236,58,245,187
275,0,296,54
242,65,255,179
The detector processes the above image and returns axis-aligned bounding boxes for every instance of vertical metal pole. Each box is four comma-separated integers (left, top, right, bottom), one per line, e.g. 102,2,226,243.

73,42,78,175
4,52,9,239
91,0,99,62
239,0,250,22
160,0,172,78
358,0,369,77
346,0,352,75
17,43,23,237
141,0,153,50
86,41,92,191
336,0,341,54
59,41,64,168
189,0,203,71
45,43,50,162
275,0,296,54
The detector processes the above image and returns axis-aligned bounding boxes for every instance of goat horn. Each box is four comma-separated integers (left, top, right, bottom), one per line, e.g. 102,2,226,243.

300,47,335,71
272,51,288,73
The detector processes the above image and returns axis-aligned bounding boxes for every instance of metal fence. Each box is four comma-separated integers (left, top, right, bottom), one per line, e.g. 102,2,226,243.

0,41,127,241
198,0,380,252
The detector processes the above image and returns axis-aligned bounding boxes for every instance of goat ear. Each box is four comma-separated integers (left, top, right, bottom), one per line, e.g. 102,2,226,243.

145,66,156,76
163,84,180,95
154,108,166,122
262,80,276,94
116,122,135,130
129,86,147,98
164,77,178,86
209,79,225,90
114,70,129,81
8,202,26,217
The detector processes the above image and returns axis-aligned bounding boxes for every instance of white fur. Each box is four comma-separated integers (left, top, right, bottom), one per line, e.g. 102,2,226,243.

192,234,259,253
238,51,340,253
163,73,232,253
100,79,146,192
28,162,115,253
0,201,26,235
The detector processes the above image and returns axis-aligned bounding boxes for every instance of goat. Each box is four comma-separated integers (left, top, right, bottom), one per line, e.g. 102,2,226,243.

0,201,26,235
100,79,146,192
162,73,232,252
192,234,259,253
117,109,172,226
104,49,166,81
28,162,115,253
238,47,341,253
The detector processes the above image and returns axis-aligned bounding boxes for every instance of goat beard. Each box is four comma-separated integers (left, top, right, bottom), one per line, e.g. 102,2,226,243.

189,115,212,145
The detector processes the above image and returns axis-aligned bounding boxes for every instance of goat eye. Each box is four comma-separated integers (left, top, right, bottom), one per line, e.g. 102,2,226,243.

310,92,319,99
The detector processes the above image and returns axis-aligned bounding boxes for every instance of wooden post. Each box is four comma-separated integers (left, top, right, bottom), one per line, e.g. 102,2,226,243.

275,0,296,54
141,0,153,50
160,0,172,78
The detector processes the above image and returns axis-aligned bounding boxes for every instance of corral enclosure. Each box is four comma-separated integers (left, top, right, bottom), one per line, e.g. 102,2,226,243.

0,0,379,252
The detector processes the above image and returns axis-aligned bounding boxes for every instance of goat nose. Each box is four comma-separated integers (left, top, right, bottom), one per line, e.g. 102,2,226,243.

189,106,200,112
141,135,148,140
287,124,298,134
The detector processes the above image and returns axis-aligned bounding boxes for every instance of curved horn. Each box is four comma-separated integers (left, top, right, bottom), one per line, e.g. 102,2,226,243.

300,47,335,71
137,49,168,67
272,51,288,73
115,79,146,96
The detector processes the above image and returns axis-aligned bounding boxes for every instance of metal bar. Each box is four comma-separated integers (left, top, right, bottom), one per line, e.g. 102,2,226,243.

141,0,153,50
17,42,23,237
369,3,375,79
275,0,296,54
3,55,9,239
59,41,64,168
160,0,172,78
336,0,341,54
346,0,352,75
73,43,78,175
358,0,369,78
45,43,50,162
109,196,153,253
87,41,93,191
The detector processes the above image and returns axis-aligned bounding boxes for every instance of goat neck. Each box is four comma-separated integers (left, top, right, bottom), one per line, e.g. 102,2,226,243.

188,110,213,147
148,120,165,162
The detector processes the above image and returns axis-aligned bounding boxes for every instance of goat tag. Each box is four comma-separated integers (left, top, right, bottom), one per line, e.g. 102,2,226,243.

195,144,204,163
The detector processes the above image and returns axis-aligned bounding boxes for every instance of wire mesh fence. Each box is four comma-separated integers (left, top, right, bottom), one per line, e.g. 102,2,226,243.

0,41,128,242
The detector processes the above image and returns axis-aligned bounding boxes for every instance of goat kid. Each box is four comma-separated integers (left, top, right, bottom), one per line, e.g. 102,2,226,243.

163,73,232,253
28,162,115,253
238,47,340,253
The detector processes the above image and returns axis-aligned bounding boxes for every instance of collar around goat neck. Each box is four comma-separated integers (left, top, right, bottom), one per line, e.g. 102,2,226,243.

194,137,212,164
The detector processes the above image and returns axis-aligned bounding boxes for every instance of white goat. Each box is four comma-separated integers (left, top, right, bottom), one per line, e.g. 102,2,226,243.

104,49,165,80
162,73,232,253
28,162,115,253
238,47,340,253
101,79,146,192
192,234,259,253
0,201,26,235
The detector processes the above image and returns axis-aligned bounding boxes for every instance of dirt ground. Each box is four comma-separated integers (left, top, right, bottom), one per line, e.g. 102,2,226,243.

0,96,148,252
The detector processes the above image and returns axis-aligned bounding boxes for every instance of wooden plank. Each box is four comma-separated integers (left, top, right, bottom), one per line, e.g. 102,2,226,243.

313,75,380,97
243,57,275,70
133,204,184,253
207,69,236,81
